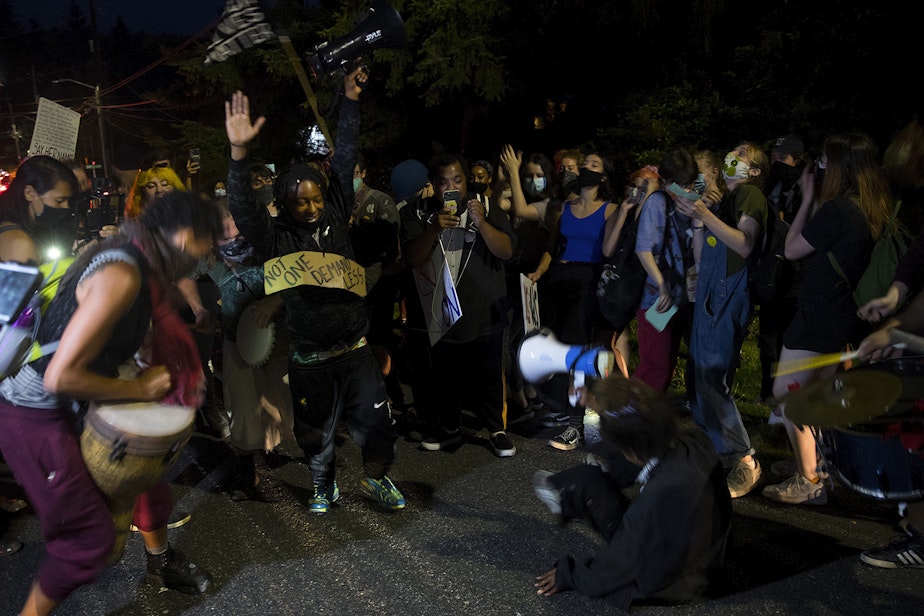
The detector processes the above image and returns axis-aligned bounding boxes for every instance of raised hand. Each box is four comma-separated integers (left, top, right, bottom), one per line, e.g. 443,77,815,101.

225,91,266,149
500,144,522,175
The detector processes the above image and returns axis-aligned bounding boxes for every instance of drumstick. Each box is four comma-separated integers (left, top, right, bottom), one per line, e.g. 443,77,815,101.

771,350,860,378
771,342,908,378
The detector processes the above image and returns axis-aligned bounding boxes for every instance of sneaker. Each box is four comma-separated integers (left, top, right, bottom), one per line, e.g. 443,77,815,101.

1,538,23,557
308,482,340,514
359,476,406,511
861,533,924,568
131,509,191,532
489,431,516,457
421,429,462,451
145,546,212,594
770,458,828,480
506,406,535,426
548,426,584,451
761,474,828,505
726,458,762,498
533,470,562,515
539,411,570,428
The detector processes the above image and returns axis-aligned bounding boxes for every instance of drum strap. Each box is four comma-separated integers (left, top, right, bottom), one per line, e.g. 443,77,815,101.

292,336,367,365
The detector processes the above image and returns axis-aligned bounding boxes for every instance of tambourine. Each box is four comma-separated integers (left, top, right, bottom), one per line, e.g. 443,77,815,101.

236,304,276,368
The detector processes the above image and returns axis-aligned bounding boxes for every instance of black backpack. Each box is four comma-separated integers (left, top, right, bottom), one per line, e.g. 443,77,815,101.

597,204,646,332
749,212,791,304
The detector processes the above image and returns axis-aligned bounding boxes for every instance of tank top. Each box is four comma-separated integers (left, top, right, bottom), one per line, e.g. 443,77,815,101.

558,201,608,263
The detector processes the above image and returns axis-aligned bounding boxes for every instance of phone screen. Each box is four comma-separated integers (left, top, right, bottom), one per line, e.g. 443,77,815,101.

667,182,701,203
0,262,42,324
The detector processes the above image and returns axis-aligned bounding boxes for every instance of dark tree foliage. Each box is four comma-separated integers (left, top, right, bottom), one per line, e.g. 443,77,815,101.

0,1,919,188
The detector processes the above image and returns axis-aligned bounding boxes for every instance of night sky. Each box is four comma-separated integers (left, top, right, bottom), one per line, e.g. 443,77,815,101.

7,0,227,36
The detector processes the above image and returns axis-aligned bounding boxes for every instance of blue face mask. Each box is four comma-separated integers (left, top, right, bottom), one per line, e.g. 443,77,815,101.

693,173,706,194
525,176,547,196
352,177,362,193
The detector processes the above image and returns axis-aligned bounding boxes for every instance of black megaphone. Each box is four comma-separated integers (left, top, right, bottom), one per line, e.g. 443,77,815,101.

306,0,407,77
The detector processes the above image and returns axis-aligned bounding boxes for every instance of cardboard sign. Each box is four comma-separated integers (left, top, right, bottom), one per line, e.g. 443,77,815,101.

263,251,366,297
520,273,541,334
28,97,81,161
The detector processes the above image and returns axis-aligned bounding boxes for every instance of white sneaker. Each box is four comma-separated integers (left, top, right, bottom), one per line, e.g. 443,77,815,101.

762,474,828,505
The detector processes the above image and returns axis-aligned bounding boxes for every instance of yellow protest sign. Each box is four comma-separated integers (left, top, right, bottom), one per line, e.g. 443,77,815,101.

263,251,366,297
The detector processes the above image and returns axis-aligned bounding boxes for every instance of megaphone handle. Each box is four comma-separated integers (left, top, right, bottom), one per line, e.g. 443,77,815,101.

278,35,334,152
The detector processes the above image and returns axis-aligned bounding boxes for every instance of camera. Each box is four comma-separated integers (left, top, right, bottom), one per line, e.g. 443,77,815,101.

78,181,123,242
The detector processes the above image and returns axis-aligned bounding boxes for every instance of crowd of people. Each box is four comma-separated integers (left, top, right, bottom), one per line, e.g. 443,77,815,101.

1,61,924,613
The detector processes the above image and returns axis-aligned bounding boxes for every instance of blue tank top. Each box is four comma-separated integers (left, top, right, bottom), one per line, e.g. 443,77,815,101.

559,201,608,263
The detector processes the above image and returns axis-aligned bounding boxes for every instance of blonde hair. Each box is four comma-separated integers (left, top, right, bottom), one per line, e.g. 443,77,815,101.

125,166,186,219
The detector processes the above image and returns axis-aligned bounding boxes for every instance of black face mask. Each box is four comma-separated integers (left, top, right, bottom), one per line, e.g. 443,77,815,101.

218,236,255,265
32,206,77,255
254,185,275,209
560,170,579,194
771,161,802,187
469,181,488,195
573,168,605,190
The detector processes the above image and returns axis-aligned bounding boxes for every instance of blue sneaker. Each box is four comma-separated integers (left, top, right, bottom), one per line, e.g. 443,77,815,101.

309,482,340,514
360,475,406,511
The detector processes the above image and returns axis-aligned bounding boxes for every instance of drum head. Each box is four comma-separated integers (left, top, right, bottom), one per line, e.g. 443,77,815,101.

237,304,276,367
92,403,195,437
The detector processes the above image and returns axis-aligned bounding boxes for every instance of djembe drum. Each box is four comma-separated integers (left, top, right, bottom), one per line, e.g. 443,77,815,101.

80,402,195,563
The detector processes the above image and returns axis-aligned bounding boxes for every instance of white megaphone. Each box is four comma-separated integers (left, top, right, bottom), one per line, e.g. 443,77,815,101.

517,329,615,384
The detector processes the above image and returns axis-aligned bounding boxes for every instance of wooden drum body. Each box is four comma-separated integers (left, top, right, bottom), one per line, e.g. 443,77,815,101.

80,403,194,562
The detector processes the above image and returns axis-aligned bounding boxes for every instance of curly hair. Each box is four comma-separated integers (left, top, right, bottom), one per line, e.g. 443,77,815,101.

124,166,186,219
592,376,680,462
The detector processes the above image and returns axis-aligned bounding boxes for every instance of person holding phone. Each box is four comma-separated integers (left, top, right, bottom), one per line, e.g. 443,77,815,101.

401,153,517,457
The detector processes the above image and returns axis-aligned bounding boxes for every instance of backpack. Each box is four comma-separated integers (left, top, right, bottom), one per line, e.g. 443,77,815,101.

749,212,791,304
596,203,646,332
0,256,73,381
826,200,911,309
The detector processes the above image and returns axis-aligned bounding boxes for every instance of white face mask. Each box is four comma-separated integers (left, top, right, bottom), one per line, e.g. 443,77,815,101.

723,153,750,181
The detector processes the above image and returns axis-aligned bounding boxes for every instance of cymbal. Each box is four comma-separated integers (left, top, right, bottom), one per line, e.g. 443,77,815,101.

783,370,903,427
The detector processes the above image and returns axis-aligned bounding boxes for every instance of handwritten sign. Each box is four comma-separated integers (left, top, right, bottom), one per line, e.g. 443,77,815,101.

520,273,541,334
263,251,366,297
412,243,462,346
28,97,81,161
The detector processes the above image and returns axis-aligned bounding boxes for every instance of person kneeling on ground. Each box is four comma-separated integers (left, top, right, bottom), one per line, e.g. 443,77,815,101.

533,375,731,610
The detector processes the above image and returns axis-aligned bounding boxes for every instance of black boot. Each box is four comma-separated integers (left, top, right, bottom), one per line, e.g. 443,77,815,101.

228,452,260,501
145,545,213,594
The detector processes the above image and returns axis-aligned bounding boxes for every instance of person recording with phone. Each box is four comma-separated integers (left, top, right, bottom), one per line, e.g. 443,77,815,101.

401,153,517,457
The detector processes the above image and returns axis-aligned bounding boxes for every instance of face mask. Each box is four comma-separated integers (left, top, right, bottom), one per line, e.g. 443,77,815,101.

574,167,605,189
693,173,706,195
218,236,254,265
525,177,546,197
470,181,488,195
32,206,77,254
624,181,648,205
561,170,579,192
771,161,801,186
254,185,274,209
814,160,826,192
352,177,363,193
214,188,227,198
723,153,750,181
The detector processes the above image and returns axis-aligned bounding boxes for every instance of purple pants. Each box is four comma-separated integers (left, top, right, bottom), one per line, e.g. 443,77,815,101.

0,401,172,602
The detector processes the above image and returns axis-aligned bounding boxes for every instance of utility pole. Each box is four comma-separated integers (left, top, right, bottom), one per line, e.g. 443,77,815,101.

52,79,109,177
87,0,109,177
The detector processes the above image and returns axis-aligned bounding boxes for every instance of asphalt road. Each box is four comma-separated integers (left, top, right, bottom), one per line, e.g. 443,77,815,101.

2,409,923,616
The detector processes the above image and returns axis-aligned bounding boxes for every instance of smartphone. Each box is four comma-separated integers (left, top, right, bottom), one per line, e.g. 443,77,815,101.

443,190,462,215
667,182,701,203
189,148,202,169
